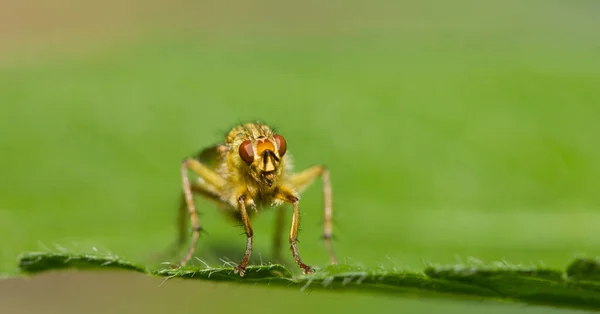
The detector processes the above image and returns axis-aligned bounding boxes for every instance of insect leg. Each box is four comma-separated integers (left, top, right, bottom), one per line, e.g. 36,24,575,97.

288,196,314,274
180,158,226,266
234,195,253,277
176,179,223,247
287,165,337,264
271,206,286,263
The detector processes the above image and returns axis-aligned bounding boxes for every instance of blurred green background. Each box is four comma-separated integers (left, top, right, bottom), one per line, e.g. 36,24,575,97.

1,0,599,313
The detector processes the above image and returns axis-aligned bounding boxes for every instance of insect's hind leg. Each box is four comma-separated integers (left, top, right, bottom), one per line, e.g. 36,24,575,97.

271,206,286,263
287,165,337,264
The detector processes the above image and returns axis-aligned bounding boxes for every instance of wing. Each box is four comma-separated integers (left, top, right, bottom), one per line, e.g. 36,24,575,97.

193,144,227,171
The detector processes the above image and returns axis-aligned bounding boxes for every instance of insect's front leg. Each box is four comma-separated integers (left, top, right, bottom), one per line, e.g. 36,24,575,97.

234,195,254,277
287,165,337,264
276,186,315,274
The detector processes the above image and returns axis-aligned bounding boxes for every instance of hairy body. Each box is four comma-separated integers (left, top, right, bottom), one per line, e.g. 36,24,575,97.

177,122,336,276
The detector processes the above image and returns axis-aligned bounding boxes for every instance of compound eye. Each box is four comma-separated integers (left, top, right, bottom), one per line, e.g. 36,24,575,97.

273,134,287,156
239,140,254,164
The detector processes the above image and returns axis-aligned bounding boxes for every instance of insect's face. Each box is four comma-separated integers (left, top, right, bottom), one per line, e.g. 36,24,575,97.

238,134,287,187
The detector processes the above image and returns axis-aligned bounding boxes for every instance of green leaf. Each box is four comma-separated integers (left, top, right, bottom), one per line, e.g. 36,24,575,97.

17,252,600,312
19,252,146,274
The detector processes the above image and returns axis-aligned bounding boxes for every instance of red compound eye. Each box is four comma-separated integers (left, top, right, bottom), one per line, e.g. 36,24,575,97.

274,134,287,156
239,140,254,164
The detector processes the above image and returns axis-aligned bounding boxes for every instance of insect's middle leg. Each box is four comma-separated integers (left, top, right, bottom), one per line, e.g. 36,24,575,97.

176,179,224,247
180,158,226,266
234,195,254,277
